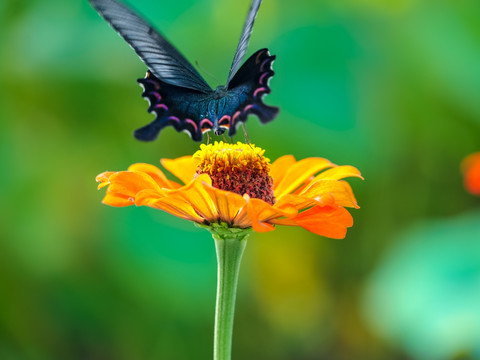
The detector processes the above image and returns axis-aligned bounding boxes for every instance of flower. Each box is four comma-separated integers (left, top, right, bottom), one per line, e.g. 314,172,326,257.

461,152,480,195
96,142,362,239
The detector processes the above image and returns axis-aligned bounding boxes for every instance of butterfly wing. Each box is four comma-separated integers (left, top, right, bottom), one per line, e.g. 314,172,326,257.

220,48,278,136
226,0,262,85
89,0,211,92
136,49,277,141
136,72,215,142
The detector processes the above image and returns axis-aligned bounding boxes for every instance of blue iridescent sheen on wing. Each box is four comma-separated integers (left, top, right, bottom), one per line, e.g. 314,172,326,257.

135,48,278,142
136,74,211,141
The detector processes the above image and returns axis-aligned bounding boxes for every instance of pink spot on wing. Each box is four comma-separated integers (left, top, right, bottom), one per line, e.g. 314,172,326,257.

259,73,268,85
186,119,198,131
244,104,254,112
260,58,270,71
232,111,241,124
253,87,266,97
219,115,231,125
144,79,160,89
200,118,213,128
168,116,180,123
149,92,161,101
155,104,168,111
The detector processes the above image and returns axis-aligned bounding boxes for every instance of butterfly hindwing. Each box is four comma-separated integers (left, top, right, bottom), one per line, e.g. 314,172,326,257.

136,72,214,141
224,48,278,136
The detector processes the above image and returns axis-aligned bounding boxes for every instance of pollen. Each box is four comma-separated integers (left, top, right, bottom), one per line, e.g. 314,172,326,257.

194,141,276,204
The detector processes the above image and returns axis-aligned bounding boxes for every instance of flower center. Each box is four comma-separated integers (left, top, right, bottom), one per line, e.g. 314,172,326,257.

193,141,276,204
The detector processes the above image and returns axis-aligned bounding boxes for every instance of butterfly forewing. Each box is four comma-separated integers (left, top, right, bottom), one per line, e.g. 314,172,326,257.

226,0,262,85
90,0,211,92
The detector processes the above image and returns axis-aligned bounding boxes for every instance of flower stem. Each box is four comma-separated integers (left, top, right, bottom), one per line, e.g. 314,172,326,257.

202,223,250,360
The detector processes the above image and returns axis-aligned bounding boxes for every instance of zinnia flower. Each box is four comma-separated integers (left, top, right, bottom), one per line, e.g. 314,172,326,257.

461,152,480,195
96,141,362,239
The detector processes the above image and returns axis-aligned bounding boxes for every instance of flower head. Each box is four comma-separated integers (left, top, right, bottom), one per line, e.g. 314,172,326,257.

461,152,480,195
96,141,362,239
194,142,275,204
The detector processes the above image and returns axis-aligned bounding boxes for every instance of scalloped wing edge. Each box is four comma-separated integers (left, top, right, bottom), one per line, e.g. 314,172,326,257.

135,73,204,142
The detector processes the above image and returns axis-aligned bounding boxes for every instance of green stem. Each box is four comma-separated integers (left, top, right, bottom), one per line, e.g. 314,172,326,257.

200,223,250,360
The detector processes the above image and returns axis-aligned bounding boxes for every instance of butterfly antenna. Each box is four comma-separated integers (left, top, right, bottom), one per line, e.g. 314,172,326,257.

195,60,220,85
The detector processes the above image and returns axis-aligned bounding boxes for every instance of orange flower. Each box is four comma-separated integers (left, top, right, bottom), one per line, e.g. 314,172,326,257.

462,152,480,195
96,142,362,239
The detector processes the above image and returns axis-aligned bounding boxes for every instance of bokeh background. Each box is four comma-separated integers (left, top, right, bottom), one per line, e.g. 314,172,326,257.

1,0,480,359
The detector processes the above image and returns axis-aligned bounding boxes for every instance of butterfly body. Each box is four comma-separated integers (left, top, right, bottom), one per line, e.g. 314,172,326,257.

90,0,278,142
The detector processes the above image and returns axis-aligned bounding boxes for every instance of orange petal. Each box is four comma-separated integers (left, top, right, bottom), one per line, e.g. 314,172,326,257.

274,205,353,239
134,188,205,222
161,156,199,185
169,174,218,222
300,180,359,208
128,163,180,189
311,165,363,182
245,196,298,233
107,171,161,198
461,152,480,195
270,155,296,189
96,171,115,189
202,183,247,224
245,197,276,232
274,193,336,212
149,196,206,222
232,200,252,229
134,189,166,207
102,189,134,207
274,158,334,198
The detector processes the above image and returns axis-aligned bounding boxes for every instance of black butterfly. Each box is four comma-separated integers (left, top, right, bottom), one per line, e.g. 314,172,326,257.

90,0,278,142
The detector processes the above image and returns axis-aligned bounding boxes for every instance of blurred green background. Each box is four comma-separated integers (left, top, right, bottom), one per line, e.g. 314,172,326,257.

1,0,480,359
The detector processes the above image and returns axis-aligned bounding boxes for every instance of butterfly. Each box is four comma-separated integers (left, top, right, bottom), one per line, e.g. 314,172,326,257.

89,0,279,142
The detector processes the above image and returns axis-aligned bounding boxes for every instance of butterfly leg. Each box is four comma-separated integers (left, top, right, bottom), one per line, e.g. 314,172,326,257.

241,124,260,158
242,123,250,144
207,132,211,145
